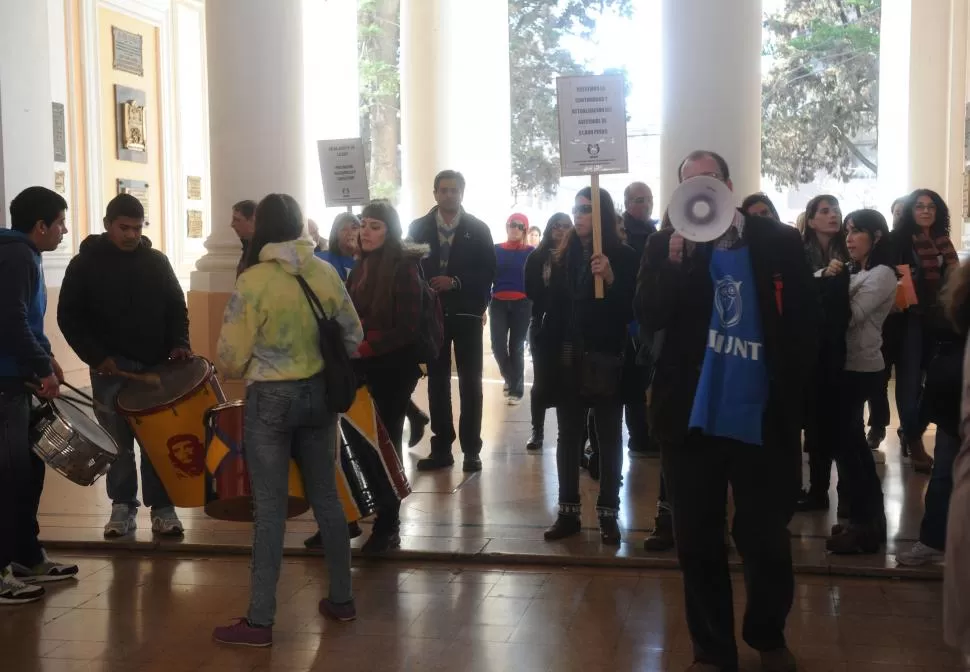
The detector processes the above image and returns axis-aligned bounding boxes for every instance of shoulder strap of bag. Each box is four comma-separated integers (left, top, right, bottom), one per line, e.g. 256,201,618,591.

295,275,330,322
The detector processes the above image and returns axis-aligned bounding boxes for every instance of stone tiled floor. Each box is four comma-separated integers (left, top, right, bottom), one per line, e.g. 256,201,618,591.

38,369,942,577
2,553,964,671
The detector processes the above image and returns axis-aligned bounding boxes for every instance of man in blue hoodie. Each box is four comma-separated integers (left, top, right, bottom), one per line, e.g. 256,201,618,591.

0,186,79,604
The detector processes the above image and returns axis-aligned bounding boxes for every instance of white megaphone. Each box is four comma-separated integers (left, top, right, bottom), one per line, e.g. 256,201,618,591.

668,175,736,243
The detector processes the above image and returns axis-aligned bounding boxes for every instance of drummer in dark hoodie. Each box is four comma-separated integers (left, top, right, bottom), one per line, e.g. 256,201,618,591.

0,186,79,604
57,193,192,539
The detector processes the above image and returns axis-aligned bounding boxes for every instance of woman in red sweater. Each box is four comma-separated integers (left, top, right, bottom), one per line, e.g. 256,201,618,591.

489,213,534,405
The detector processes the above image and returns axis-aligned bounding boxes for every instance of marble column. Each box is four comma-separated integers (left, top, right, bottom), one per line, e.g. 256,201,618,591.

878,0,969,213
188,0,306,391
400,0,512,231
658,0,762,207
0,0,54,227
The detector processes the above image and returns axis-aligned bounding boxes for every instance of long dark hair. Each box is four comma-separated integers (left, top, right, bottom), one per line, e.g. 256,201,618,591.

803,194,848,265
245,193,304,268
348,200,405,320
897,188,950,239
741,193,780,221
555,187,622,265
537,212,571,254
845,209,892,271
328,212,360,255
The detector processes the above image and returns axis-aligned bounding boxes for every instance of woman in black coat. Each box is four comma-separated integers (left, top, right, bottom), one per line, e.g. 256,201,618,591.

523,212,573,451
534,187,638,546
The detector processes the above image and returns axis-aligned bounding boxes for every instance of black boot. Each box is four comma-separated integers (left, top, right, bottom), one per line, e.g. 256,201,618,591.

866,426,886,451
406,404,429,448
305,522,362,549
795,489,830,512
416,452,455,471
362,513,401,555
643,512,675,552
526,429,543,451
599,515,621,546
544,514,581,541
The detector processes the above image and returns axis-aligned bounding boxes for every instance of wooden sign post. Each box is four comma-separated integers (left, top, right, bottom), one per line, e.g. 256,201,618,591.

555,74,629,299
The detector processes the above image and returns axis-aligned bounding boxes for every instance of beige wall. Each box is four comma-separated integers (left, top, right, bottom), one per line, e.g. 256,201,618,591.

45,288,88,388
97,8,164,249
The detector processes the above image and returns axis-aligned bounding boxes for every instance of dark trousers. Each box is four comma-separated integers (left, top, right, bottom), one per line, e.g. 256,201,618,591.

867,314,903,430
363,365,420,532
896,312,935,440
427,314,484,456
804,371,842,496
920,429,960,549
836,371,886,527
663,432,799,670
556,400,623,514
0,390,45,570
488,298,531,398
528,318,547,436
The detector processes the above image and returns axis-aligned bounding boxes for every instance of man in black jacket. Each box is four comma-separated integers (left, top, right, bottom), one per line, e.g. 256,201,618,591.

58,194,192,539
0,187,78,603
635,151,816,672
408,170,496,472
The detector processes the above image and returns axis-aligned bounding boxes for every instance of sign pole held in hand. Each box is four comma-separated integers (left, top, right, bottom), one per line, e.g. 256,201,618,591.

556,73,628,299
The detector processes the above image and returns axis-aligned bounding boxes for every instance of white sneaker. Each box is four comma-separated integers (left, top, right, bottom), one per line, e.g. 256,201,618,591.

502,383,510,397
104,503,137,538
897,541,944,566
151,508,184,537
0,566,45,604
507,395,522,406
11,550,78,583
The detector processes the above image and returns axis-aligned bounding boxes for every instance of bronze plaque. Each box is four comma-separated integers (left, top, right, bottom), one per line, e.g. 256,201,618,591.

115,85,147,163
187,210,204,238
187,176,202,200
112,27,144,77
54,171,66,194
117,179,150,215
52,102,66,162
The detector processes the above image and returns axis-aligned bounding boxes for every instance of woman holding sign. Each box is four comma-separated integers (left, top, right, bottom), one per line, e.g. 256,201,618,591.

534,186,638,546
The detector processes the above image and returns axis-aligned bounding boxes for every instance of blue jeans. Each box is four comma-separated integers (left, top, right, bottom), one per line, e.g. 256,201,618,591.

245,376,351,627
921,429,960,550
489,298,531,398
0,388,45,569
90,365,172,511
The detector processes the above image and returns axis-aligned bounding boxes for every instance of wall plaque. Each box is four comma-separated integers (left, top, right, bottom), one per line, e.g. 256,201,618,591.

187,210,204,238
115,85,147,163
52,102,66,162
117,179,150,215
54,171,66,194
112,27,144,77
187,176,202,200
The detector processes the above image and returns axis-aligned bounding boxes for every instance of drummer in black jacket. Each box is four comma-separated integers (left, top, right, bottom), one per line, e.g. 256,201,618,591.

0,186,78,603
407,170,496,473
57,194,192,539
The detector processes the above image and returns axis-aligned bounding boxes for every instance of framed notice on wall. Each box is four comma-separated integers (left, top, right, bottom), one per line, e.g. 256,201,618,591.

317,138,370,207
556,74,629,177
112,26,144,77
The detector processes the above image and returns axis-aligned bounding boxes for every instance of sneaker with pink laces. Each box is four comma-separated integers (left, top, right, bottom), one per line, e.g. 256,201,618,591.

319,597,357,622
212,618,272,647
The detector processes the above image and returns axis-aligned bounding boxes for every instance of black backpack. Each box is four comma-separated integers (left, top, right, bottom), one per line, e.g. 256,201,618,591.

295,275,357,413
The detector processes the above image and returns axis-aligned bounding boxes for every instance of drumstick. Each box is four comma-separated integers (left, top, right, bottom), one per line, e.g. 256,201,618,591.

24,382,96,411
62,381,95,403
116,370,163,386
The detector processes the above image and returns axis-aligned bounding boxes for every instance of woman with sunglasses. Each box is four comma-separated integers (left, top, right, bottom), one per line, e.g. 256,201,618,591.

213,194,363,646
891,189,958,472
536,188,638,545
524,213,573,450
489,214,535,406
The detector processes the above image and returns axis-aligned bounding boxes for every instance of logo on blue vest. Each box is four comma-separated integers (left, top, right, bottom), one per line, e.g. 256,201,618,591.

714,276,743,328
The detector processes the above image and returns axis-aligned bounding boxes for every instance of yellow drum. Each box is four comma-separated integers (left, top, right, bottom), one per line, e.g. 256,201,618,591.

116,357,226,508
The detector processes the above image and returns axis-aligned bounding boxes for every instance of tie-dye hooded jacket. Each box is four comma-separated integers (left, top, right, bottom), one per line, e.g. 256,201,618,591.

217,239,363,381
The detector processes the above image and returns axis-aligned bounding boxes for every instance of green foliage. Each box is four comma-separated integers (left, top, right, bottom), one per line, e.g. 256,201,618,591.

762,0,881,187
509,0,632,198
358,0,401,201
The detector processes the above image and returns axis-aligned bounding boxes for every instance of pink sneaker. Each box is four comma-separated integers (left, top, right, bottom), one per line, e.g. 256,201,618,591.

212,618,272,647
319,598,357,622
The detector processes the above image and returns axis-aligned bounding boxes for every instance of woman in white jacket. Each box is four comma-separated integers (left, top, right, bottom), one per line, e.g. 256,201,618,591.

820,209,898,555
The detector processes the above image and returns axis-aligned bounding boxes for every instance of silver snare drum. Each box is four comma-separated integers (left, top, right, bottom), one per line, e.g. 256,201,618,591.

30,398,119,486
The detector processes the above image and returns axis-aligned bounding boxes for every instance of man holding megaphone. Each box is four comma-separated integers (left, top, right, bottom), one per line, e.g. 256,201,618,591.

635,150,818,672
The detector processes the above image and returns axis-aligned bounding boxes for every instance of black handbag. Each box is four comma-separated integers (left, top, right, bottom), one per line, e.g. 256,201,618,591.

295,275,357,413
